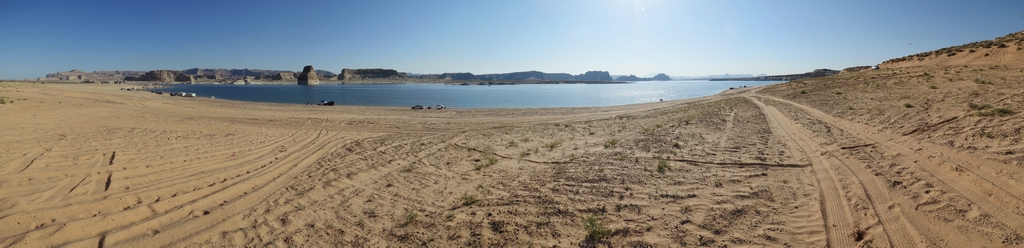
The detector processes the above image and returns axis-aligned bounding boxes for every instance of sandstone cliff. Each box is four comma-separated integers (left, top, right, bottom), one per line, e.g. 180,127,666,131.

181,68,295,79
297,65,319,85
125,70,183,83
41,69,146,81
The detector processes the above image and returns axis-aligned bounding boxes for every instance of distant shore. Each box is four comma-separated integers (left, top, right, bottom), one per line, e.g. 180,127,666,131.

12,78,634,85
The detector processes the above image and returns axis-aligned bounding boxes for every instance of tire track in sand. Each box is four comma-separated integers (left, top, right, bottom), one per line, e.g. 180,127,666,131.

748,96,859,247
759,95,1024,237
751,96,926,247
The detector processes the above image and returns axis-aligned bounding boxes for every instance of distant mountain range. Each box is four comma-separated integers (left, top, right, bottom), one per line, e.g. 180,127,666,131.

36,68,620,83
708,69,839,81
37,68,782,83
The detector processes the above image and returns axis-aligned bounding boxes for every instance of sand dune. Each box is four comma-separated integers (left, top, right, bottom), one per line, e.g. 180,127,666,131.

1,66,1023,247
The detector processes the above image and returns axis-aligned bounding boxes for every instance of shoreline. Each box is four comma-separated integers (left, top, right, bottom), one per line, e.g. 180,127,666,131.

147,81,769,109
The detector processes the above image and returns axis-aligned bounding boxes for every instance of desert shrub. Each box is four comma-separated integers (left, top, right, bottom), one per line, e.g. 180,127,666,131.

403,212,419,226
544,140,562,150
974,78,992,84
583,216,611,240
799,90,807,94
928,85,938,89
461,192,478,206
657,160,669,174
904,103,914,108
474,156,499,170
603,138,618,148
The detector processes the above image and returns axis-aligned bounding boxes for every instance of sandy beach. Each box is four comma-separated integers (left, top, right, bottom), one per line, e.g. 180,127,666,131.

2,61,1023,247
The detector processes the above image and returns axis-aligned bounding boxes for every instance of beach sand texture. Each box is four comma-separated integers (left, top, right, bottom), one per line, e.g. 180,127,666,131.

3,50,1024,246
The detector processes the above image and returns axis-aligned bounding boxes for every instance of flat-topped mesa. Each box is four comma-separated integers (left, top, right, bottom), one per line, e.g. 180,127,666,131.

340,68,407,81
297,65,319,85
439,72,476,80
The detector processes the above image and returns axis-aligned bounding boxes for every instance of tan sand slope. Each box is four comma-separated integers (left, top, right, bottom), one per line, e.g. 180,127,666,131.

759,62,1024,247
2,53,1024,247
882,30,1024,68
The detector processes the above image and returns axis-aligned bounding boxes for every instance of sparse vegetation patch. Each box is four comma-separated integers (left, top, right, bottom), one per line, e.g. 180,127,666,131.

583,216,611,241
603,138,618,148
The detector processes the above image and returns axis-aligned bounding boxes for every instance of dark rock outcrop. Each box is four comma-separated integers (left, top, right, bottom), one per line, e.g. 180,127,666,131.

615,73,670,81
574,71,613,81
297,65,319,85
651,73,672,81
340,68,407,80
615,75,643,81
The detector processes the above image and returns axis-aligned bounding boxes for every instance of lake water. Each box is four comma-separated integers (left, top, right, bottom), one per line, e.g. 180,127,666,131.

159,80,780,108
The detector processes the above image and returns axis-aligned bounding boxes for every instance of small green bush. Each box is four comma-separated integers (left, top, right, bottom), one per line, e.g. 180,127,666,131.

904,103,914,108
603,139,618,149
474,156,499,170
657,160,669,174
583,216,611,240
403,212,419,226
544,140,562,150
461,192,478,206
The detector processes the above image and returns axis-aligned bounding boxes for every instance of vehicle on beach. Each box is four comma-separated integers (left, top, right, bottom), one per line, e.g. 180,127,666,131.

411,105,424,109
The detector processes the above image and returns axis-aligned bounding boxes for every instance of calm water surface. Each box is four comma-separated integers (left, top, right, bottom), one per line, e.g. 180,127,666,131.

160,80,780,108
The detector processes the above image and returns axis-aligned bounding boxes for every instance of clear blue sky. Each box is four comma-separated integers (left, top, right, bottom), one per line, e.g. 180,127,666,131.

1,0,1023,79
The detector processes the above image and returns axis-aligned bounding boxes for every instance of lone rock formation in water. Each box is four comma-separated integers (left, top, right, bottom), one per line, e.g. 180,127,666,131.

298,65,319,85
